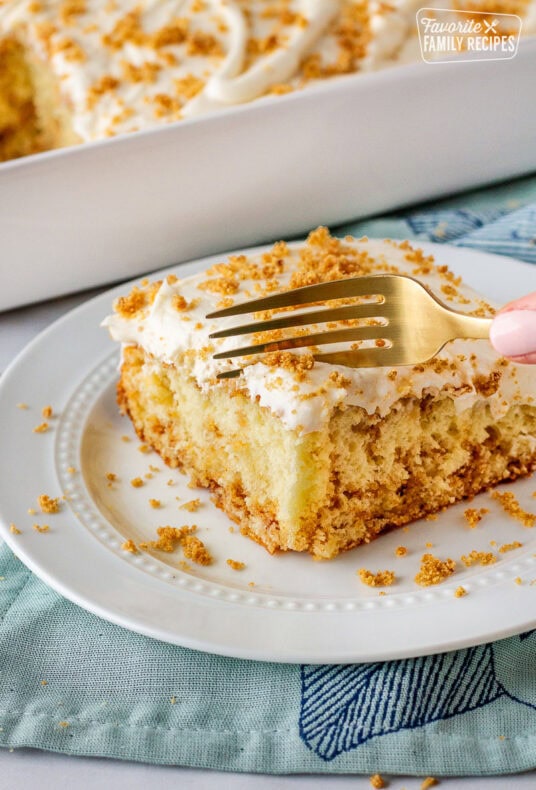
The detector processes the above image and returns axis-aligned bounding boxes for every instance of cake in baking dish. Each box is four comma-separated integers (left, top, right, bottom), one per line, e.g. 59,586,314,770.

103,229,536,560
1,0,535,161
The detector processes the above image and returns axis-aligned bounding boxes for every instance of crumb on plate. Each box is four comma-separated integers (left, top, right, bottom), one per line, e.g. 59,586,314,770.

491,491,535,527
464,507,489,528
369,774,385,789
499,541,523,553
182,535,213,566
38,494,60,514
461,550,496,567
415,554,455,586
226,559,246,571
358,568,395,587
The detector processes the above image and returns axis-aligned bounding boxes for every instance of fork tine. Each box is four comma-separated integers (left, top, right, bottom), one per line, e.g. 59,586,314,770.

212,325,390,360
209,301,392,339
314,347,413,368
205,274,395,319
217,345,409,380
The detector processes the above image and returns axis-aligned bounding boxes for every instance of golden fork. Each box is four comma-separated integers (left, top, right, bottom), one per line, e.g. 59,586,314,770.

206,274,493,379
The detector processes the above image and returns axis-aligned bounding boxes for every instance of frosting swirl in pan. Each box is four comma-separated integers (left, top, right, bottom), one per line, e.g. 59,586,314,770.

2,0,534,142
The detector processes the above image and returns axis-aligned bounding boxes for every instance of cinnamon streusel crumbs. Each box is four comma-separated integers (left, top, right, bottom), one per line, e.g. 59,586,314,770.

42,405,53,418
421,779,438,790
358,569,395,587
9,523,21,535
461,550,497,567
33,422,49,433
395,546,407,557
121,539,138,553
454,586,467,598
149,498,161,509
130,477,144,488
491,491,535,527
33,524,50,533
142,525,195,553
106,472,117,482
369,775,385,789
180,498,201,512
27,508,36,515
415,554,456,586
38,494,60,514
226,559,246,571
464,507,489,528
16,403,29,410
514,577,523,585
262,351,315,379
182,535,213,565
499,541,523,553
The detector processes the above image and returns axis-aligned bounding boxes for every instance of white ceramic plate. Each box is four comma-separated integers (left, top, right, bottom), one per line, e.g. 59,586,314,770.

1,39,536,312
0,242,535,663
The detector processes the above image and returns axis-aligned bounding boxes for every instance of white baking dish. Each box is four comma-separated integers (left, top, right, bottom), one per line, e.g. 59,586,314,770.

1,37,536,313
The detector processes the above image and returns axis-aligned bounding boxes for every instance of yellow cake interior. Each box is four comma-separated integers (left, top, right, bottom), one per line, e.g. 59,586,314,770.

119,345,536,560
0,33,78,162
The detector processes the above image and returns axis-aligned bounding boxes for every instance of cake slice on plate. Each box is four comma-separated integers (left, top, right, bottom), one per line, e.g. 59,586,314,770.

103,229,536,559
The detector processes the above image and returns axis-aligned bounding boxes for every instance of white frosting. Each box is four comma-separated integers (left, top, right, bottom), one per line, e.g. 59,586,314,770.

102,237,536,433
3,0,533,142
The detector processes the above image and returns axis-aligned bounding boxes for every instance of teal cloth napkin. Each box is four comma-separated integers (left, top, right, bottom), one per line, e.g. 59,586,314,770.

1,173,536,775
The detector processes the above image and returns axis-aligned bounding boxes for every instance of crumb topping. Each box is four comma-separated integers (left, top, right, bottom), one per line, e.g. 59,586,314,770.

358,568,395,587
226,558,246,571
499,541,522,553
461,550,496,567
464,507,489,528
130,477,144,488
182,535,213,565
180,498,201,512
369,775,385,789
395,546,407,557
38,494,60,514
491,491,535,527
454,586,467,598
140,525,195,552
415,554,456,586
121,539,138,553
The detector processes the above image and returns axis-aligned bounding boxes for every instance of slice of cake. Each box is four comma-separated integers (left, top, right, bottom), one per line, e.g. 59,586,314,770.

103,229,536,560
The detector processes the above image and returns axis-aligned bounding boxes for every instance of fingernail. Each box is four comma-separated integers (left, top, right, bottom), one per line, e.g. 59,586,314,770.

490,310,536,357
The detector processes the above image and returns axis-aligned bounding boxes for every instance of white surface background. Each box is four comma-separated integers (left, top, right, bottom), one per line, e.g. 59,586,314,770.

0,292,534,789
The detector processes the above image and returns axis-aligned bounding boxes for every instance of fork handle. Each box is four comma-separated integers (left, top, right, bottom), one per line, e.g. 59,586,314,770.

446,311,493,341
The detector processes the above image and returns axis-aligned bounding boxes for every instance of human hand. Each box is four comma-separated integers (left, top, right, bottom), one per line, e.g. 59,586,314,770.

489,291,536,364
